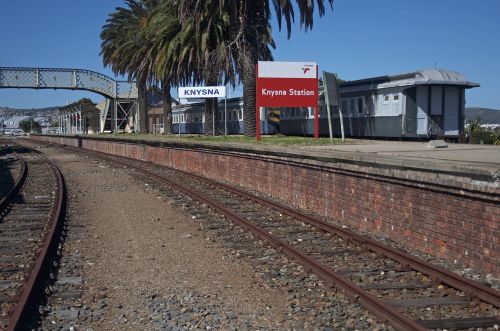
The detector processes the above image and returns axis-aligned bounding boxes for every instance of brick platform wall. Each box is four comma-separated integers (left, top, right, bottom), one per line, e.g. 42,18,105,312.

32,136,499,274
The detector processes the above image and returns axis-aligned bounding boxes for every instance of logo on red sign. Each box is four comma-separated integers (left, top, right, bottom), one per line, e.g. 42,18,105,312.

256,61,318,108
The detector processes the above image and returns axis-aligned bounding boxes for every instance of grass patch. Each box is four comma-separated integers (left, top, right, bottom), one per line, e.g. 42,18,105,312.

97,133,357,146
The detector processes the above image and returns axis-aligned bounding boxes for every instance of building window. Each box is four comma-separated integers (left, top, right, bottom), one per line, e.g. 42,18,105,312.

349,99,355,115
341,99,348,114
393,94,400,102
358,98,363,114
383,94,390,104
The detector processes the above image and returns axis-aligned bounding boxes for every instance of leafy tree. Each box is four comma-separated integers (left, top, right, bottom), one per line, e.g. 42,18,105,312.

18,119,41,133
78,98,97,106
465,119,499,144
176,0,333,136
147,1,190,135
179,0,275,136
101,0,160,133
101,0,333,137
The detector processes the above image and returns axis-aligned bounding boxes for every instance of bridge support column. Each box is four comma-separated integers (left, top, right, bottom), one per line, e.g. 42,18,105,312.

113,100,118,133
78,111,82,134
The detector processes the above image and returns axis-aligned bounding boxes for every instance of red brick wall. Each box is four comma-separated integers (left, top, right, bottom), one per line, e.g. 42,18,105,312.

32,136,499,274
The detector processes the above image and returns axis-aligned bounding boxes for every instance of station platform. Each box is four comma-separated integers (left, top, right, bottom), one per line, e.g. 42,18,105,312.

25,134,500,183
296,141,500,180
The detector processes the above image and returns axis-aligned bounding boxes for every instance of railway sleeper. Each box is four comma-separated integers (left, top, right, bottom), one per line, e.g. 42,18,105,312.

0,222,45,230
0,236,39,243
385,296,469,308
0,226,45,235
0,294,17,303
5,206,51,212
416,316,500,330
1,214,48,222
307,249,364,256
362,282,433,290
9,203,51,209
0,280,23,290
0,256,32,263
337,266,413,276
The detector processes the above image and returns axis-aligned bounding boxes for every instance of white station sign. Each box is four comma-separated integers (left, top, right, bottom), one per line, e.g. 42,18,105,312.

178,86,226,99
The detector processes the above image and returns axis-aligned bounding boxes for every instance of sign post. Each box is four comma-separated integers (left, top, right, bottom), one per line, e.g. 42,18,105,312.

322,71,344,142
256,61,318,141
178,86,226,136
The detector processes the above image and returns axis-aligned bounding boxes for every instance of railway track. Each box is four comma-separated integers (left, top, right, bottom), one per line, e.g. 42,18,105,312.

0,143,65,330
64,145,498,331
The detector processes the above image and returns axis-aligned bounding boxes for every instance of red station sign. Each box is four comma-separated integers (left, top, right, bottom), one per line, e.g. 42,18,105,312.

256,61,319,141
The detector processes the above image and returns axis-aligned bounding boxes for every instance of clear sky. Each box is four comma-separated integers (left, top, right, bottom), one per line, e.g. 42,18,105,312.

0,0,499,109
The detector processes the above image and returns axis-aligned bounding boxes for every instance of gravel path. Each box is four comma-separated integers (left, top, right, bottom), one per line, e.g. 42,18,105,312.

38,145,351,330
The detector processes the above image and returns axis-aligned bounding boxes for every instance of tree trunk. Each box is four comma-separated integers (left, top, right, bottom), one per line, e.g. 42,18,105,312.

242,62,256,136
238,1,262,137
162,82,172,135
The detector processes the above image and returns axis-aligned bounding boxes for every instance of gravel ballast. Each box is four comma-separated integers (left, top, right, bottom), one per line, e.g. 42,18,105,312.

35,144,390,330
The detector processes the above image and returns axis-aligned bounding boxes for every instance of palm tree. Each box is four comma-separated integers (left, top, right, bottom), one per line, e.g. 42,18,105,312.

101,0,161,133
175,0,235,135
150,0,236,135
237,0,334,136
178,0,275,135
147,1,185,134
177,0,333,136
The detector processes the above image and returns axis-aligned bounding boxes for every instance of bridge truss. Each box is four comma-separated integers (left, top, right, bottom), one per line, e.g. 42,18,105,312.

0,67,146,133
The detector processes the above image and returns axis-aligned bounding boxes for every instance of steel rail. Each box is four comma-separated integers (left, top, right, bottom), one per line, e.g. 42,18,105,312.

0,151,27,213
180,168,500,308
6,150,66,331
87,151,426,331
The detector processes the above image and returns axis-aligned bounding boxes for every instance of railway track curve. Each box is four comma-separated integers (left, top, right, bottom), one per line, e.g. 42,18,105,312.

0,142,66,330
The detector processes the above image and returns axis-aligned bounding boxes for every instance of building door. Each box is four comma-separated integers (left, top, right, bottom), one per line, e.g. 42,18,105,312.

404,87,417,136
429,86,444,136
416,86,429,135
444,87,460,136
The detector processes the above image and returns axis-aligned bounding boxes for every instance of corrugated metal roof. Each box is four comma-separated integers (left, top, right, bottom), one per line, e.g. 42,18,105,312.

416,69,479,87
340,69,479,92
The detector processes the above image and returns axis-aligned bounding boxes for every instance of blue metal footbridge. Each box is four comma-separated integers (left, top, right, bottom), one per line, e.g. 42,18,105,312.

0,67,145,133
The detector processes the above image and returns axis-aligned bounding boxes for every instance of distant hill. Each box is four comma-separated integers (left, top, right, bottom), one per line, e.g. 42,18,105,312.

465,107,500,124
0,106,60,117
